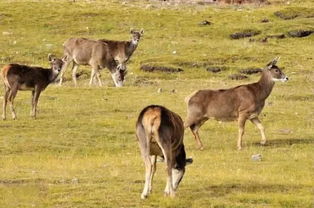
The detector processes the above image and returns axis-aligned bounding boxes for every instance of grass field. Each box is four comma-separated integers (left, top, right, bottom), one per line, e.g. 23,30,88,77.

0,0,313,207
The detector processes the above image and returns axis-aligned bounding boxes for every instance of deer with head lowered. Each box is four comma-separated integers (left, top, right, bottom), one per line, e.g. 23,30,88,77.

136,105,193,199
1,54,65,120
99,29,144,72
184,57,288,150
59,38,121,87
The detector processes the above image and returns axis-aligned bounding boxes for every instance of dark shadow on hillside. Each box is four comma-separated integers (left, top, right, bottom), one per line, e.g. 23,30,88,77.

253,138,314,147
202,183,309,197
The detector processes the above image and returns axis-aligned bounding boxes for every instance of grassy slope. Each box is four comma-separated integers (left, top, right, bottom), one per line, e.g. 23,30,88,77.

0,0,313,207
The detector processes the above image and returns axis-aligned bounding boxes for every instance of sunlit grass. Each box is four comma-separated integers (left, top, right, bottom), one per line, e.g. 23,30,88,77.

0,0,313,207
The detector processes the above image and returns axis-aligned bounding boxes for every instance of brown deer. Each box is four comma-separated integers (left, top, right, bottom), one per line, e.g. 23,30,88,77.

136,105,193,199
184,57,288,150
59,38,122,87
1,54,65,120
99,29,144,72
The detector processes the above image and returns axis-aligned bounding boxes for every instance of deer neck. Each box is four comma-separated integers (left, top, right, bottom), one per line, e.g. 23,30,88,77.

49,69,59,82
257,70,275,101
126,40,138,57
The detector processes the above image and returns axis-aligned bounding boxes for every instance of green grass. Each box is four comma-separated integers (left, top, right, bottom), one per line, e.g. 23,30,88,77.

0,0,313,207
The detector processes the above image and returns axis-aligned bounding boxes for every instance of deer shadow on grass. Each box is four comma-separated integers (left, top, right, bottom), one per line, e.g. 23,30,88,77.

253,137,314,148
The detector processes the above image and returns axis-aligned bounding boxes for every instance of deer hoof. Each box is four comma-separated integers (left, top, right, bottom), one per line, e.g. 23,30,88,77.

141,193,148,200
198,145,204,151
237,146,242,150
260,140,266,145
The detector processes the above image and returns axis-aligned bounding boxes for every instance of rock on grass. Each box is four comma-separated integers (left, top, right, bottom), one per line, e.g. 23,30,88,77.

140,65,183,73
274,7,314,20
207,66,226,73
239,68,262,75
230,29,261,39
228,74,248,80
288,30,313,38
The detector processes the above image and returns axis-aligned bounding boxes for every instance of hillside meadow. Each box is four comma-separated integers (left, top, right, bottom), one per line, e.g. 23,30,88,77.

0,0,313,207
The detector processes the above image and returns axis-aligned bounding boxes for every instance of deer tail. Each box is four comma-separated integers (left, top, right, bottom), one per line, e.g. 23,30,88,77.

1,65,11,89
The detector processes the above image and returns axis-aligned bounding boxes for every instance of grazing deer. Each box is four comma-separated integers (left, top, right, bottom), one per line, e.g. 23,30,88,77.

184,57,288,150
99,29,144,72
136,105,193,199
1,54,65,120
59,38,122,87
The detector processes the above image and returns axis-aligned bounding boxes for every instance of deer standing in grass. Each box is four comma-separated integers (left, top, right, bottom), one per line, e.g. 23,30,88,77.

60,38,121,87
1,54,65,120
184,58,288,150
136,105,192,199
59,29,143,87
99,29,144,72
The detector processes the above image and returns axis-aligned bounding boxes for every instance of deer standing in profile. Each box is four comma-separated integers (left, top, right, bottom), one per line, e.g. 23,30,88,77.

59,38,121,87
1,54,65,120
184,57,288,150
59,29,143,87
136,105,193,199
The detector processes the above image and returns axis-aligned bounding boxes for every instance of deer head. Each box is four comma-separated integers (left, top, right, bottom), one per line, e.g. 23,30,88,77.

266,57,289,82
48,54,64,73
130,28,144,45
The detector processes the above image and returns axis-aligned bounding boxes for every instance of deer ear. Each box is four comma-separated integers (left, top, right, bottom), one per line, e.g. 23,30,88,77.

48,54,55,62
130,28,135,34
62,56,68,62
186,157,193,165
140,28,144,35
267,57,280,70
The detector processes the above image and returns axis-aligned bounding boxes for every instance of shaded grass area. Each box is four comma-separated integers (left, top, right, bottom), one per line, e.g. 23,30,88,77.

0,0,313,207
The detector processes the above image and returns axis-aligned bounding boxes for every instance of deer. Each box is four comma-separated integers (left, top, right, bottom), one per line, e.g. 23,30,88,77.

59,38,122,87
1,54,65,120
184,57,288,150
99,29,144,72
58,29,143,87
136,105,193,199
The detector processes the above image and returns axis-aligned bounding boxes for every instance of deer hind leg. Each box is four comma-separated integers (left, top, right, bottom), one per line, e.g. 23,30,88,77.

2,86,10,120
237,115,248,150
58,57,72,86
185,116,207,150
250,117,267,145
95,69,102,87
71,63,79,87
163,148,175,197
148,155,157,194
155,138,175,197
8,86,18,120
139,143,152,199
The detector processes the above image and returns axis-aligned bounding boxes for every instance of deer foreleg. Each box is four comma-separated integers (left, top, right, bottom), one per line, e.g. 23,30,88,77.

89,69,97,86
31,88,42,119
250,117,267,145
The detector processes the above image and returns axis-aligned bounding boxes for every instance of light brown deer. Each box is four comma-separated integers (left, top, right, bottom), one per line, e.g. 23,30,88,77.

136,105,192,199
99,29,144,72
59,38,121,87
1,54,65,120
184,57,288,150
